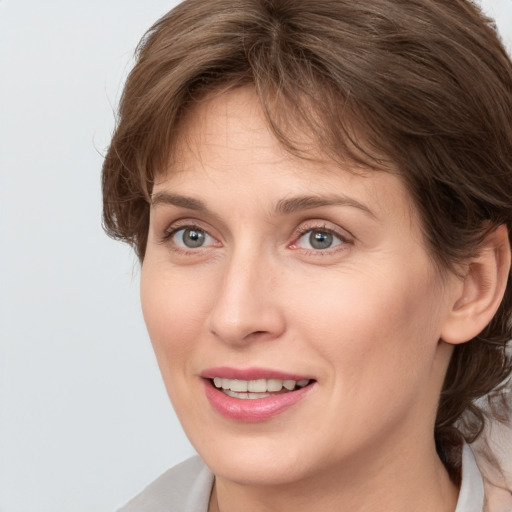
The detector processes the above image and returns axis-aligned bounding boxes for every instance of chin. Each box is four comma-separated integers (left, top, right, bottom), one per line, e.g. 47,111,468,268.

185,421,327,486
204,448,313,487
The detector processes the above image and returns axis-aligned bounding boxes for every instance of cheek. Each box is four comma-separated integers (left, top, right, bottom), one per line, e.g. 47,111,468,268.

290,265,443,395
140,263,211,365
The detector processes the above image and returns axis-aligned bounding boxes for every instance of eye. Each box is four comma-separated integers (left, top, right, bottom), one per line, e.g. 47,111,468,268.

295,228,345,251
170,227,216,249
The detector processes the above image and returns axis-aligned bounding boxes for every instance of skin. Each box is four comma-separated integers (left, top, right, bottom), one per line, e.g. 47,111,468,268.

140,87,468,511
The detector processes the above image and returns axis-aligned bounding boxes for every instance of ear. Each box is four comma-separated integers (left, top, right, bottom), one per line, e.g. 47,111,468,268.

441,225,511,345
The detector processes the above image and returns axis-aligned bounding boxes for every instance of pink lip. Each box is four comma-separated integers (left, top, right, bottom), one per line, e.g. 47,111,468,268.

200,367,315,422
200,366,312,381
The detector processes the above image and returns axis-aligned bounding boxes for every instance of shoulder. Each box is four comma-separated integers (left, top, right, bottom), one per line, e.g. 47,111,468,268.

471,418,512,512
117,456,214,512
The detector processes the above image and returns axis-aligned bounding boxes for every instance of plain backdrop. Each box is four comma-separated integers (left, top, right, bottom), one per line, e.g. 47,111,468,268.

0,1,511,511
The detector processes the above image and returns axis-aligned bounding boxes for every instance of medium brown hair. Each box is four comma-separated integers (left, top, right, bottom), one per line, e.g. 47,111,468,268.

102,0,512,475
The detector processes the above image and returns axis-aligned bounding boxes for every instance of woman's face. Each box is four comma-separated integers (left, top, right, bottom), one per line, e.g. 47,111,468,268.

141,87,458,486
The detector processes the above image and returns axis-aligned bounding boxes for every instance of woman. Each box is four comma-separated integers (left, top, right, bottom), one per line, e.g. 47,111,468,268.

102,1,512,510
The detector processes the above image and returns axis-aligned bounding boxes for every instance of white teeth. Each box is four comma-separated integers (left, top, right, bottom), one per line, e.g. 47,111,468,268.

230,379,248,392
267,379,283,392
212,377,311,393
248,379,266,392
225,390,270,399
283,380,296,391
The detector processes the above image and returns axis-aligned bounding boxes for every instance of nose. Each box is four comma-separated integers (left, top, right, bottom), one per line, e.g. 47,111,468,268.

208,249,286,345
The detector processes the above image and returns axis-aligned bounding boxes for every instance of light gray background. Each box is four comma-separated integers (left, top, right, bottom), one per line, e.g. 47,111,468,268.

0,1,511,511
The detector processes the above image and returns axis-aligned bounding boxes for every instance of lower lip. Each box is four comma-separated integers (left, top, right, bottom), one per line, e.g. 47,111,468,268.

202,380,314,422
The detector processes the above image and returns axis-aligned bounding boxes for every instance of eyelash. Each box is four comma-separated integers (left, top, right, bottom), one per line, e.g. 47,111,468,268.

160,221,353,255
290,223,352,254
160,222,218,254
160,223,203,242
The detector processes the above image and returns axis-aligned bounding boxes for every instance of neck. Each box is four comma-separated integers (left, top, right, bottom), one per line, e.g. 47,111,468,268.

209,438,459,512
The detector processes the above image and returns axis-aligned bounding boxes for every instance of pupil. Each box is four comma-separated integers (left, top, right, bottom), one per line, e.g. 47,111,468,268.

184,228,205,248
310,230,332,249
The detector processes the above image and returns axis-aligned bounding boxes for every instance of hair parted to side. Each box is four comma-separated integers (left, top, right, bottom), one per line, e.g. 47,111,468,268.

102,0,512,477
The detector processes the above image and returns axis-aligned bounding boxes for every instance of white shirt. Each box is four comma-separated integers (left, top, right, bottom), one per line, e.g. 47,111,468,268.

118,444,485,512
457,443,485,512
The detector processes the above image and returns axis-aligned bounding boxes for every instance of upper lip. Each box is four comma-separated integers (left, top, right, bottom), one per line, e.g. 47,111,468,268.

200,366,314,381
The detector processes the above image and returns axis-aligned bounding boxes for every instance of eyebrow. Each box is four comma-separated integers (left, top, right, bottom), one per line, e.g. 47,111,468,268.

151,191,375,218
151,192,207,211
275,195,375,217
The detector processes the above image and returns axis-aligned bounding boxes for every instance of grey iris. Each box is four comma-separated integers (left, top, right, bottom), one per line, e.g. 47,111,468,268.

183,228,205,248
310,230,333,249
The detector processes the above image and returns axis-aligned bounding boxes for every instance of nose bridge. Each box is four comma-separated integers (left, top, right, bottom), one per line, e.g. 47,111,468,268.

209,241,283,344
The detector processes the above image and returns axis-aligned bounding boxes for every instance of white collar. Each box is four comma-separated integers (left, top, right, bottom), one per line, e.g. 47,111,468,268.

455,443,485,512
119,445,488,512
188,444,487,512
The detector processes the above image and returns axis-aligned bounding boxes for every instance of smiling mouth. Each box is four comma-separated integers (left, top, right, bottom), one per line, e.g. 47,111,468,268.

211,377,313,399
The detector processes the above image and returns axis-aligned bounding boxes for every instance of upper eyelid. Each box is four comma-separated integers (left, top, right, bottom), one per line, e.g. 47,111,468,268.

166,222,207,233
163,218,217,237
165,224,218,241
296,224,343,236
151,202,229,236
293,220,354,241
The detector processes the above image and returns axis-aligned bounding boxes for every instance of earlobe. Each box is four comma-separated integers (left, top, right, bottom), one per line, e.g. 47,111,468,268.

441,225,511,345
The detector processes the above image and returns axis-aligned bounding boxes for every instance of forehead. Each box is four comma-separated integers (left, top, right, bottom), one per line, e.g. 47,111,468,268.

156,87,416,225
171,87,303,176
